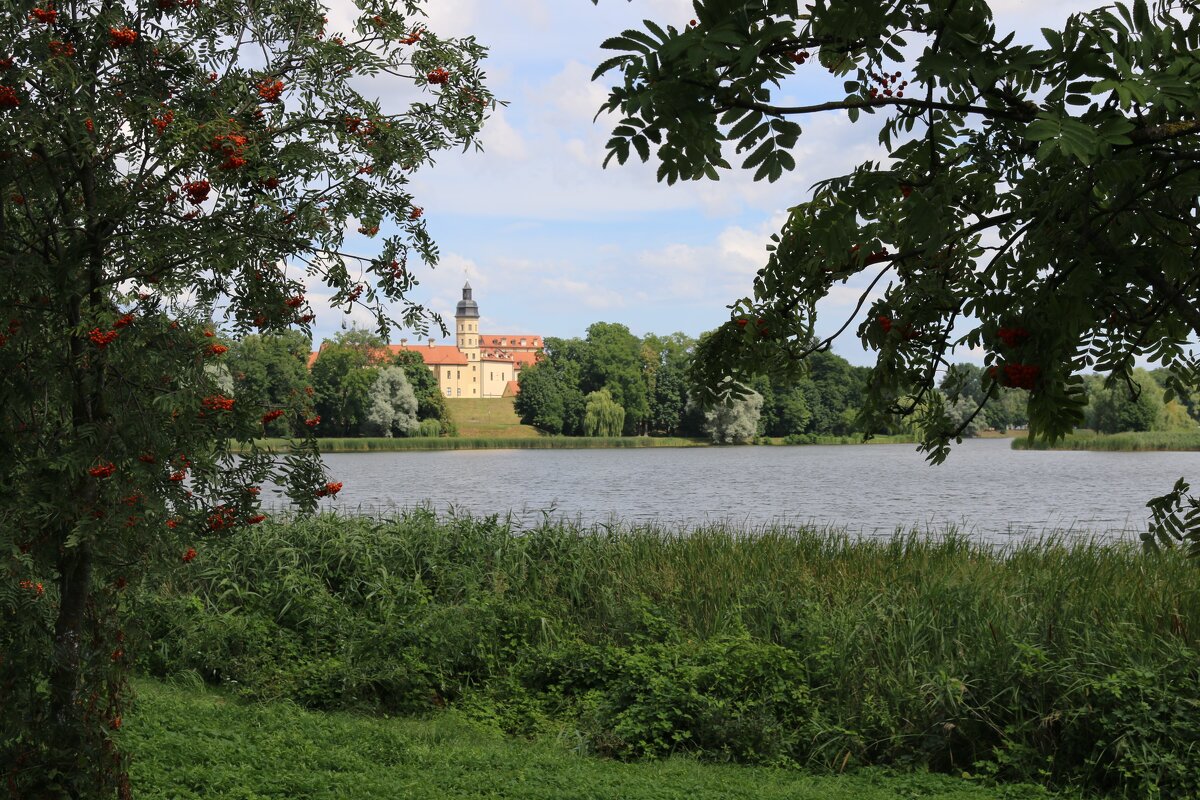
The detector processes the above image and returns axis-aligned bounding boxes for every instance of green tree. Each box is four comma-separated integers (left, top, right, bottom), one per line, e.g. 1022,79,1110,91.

583,387,626,436
594,0,1200,544
228,331,313,437
516,337,588,435
0,0,492,791
642,332,694,435
515,360,569,433
391,348,449,424
583,322,650,435
364,365,419,437
311,333,383,436
702,389,763,444
1086,368,1166,433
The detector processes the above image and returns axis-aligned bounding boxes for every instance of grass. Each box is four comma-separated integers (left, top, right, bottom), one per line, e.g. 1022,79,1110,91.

122,678,1067,799
1012,429,1200,451
236,435,708,451
136,513,1200,796
445,397,543,439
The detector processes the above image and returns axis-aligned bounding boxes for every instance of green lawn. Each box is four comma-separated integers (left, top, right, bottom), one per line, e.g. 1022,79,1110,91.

445,397,543,438
122,679,1066,800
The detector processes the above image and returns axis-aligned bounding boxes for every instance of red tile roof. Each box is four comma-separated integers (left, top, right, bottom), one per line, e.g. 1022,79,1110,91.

307,343,468,367
387,344,467,365
504,380,520,397
479,334,542,350
511,351,539,368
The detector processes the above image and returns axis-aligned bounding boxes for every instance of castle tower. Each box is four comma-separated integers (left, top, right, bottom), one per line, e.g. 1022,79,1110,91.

455,283,481,387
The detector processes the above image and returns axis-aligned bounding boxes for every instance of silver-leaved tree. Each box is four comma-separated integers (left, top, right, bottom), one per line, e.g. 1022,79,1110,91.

593,0,1200,550
0,0,492,794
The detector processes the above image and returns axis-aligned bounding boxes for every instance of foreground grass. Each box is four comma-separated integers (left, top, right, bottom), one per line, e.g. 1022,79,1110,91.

123,678,1064,800
136,514,1200,797
1012,429,1200,451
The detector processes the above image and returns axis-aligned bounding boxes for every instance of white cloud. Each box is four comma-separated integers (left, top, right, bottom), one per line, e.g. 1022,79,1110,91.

541,277,627,310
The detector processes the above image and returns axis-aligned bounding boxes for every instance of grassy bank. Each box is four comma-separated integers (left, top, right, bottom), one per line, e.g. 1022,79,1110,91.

134,513,1200,797
1012,430,1200,451
121,678,1067,799
231,432,918,452
235,435,709,452
445,397,542,439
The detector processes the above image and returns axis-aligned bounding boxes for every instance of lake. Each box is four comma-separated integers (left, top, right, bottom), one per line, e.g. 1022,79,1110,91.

304,439,1198,542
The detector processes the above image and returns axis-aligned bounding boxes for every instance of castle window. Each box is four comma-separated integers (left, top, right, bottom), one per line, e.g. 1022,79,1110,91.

445,389,451,397
457,388,461,396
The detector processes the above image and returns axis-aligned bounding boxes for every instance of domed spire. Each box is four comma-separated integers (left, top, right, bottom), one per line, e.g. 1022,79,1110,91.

456,281,479,318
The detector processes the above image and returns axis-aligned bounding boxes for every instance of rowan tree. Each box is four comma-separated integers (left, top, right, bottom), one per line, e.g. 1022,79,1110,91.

0,0,492,794
593,0,1200,548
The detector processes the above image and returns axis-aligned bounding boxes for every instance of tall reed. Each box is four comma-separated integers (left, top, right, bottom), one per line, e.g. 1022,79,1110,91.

1013,430,1200,451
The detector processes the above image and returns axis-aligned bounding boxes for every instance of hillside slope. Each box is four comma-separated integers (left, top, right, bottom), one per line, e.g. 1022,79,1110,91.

445,397,542,438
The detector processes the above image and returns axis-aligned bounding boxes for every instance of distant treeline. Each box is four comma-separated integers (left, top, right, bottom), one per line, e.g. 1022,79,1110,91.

224,327,1198,442
513,323,1031,443
513,323,890,442
225,330,455,440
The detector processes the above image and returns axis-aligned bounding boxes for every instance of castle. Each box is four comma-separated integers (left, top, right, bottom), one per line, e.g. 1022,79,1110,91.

310,283,542,399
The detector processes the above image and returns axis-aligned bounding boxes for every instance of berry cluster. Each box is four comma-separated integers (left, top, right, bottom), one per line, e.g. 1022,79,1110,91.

315,481,343,498
877,315,892,333
181,547,197,563
988,363,1040,390
151,110,174,135
88,462,116,479
48,40,75,57
88,328,119,348
996,326,1029,347
108,27,137,48
29,6,57,24
0,86,20,109
201,394,235,412
182,180,210,204
866,70,907,99
207,505,237,531
427,67,450,85
210,132,249,171
257,78,284,102
783,49,811,65
261,409,286,424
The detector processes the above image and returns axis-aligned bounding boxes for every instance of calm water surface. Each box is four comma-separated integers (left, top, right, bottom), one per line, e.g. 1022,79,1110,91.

312,439,1198,541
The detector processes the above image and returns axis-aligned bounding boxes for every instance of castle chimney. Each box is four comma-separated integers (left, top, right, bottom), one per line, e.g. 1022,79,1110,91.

400,338,407,346
428,339,435,347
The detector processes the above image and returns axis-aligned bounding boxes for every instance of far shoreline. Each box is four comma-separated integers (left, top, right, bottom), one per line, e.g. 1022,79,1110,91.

230,432,925,453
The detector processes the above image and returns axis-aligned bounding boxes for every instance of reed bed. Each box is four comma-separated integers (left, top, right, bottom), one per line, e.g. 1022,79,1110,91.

135,512,1200,797
232,436,709,452
1012,430,1200,451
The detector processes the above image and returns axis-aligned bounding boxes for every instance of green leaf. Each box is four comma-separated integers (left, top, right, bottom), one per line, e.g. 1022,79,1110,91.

1024,118,1060,141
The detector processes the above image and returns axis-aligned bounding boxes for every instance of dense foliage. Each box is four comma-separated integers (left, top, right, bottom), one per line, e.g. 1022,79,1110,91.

135,513,1200,797
516,324,883,439
516,320,1194,443
0,0,491,792
306,329,453,437
592,0,1200,544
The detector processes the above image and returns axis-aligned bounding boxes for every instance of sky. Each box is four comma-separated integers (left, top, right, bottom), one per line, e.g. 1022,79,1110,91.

309,0,1103,365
